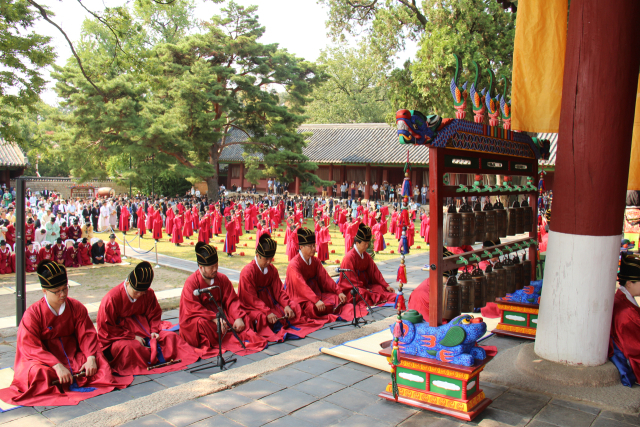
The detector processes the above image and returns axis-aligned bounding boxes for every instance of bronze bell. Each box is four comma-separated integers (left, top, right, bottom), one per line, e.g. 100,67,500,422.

473,202,486,243
459,202,476,246
458,269,475,313
444,205,462,247
485,265,497,304
502,256,517,294
514,200,525,234
483,202,498,242
513,254,524,291
522,252,532,289
494,201,508,238
493,260,507,299
506,201,518,236
471,265,487,309
521,199,534,233
443,275,461,321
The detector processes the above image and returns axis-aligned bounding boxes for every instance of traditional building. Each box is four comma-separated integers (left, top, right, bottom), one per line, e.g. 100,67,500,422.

0,139,29,189
217,123,556,197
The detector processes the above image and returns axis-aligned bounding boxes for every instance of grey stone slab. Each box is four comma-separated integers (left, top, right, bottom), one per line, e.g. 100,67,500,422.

145,370,177,380
291,400,354,426
286,337,320,347
262,368,315,387
198,390,254,413
592,416,640,427
265,415,307,426
85,388,135,410
0,406,37,424
130,375,153,386
362,399,418,425
225,400,286,427
152,370,200,387
350,373,390,395
467,407,530,426
307,327,346,340
233,379,285,400
399,411,462,427
533,404,598,427
42,401,93,424
161,309,180,320
0,414,54,427
490,389,550,417
126,380,167,398
320,366,373,386
0,345,15,354
156,400,218,427
189,416,244,427
599,411,640,426
291,359,341,375
344,361,383,375
263,343,298,356
260,388,318,413
121,414,175,427
549,398,601,416
332,413,394,427
480,383,509,400
526,421,561,427
316,354,351,365
244,351,273,362
33,405,58,413
293,377,347,398
323,387,381,412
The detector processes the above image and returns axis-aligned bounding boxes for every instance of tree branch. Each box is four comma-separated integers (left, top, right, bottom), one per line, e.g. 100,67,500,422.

397,0,428,27
27,0,105,96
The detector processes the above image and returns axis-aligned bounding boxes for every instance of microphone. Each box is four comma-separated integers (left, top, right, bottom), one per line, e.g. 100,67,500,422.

193,285,219,296
335,268,353,273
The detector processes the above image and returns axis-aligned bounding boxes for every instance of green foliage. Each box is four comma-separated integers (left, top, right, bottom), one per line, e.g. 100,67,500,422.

304,42,391,124
53,0,328,199
0,0,56,142
322,0,516,119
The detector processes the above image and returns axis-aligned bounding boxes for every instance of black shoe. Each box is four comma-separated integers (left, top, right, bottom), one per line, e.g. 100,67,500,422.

155,239,159,242
175,243,180,246
321,261,326,265
227,253,233,257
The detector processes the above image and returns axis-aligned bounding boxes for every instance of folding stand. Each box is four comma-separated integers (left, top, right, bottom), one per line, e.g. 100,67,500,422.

330,271,381,330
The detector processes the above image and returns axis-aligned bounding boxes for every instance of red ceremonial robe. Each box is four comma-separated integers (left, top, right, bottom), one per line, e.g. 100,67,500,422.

390,212,398,235
97,282,198,375
137,208,146,236
25,223,35,242
64,247,79,268
0,247,11,274
145,206,154,231
338,248,396,306
39,247,53,262
105,241,122,264
165,210,175,235
238,261,324,342
171,216,184,244
408,278,430,320
59,226,68,242
224,219,236,254
372,223,385,252
182,211,193,238
5,224,15,247
152,212,163,240
286,226,300,261
286,253,360,321
197,218,209,244
0,297,132,406
78,243,92,266
68,225,82,240
609,289,640,382
25,247,39,272
119,207,130,232
52,244,66,265
179,271,267,357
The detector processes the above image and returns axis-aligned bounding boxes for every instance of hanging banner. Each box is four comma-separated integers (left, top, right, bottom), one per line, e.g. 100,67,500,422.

629,75,640,191
511,0,568,133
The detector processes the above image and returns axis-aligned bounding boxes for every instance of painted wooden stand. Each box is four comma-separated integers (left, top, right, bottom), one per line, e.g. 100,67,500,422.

378,347,493,421
493,301,539,339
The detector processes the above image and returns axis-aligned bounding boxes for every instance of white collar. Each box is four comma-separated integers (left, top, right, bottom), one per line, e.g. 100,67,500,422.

124,281,137,303
353,244,364,259
198,270,215,286
299,250,312,265
44,296,66,316
619,286,639,307
254,256,268,274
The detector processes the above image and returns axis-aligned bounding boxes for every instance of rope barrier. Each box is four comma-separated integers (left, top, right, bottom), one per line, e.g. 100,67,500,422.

124,240,155,255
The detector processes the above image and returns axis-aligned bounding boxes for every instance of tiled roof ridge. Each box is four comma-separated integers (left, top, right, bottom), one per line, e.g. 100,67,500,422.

0,137,29,167
299,123,392,129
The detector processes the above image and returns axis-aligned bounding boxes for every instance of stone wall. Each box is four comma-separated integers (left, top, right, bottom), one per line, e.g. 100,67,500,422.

10,178,129,199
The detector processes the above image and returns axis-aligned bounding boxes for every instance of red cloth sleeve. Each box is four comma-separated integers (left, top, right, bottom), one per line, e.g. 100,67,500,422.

286,257,320,304
145,290,163,333
97,288,136,347
71,300,98,359
238,264,276,315
18,307,61,367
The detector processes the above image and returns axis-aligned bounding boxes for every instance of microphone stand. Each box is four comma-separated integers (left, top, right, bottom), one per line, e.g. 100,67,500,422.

330,270,379,330
190,290,243,373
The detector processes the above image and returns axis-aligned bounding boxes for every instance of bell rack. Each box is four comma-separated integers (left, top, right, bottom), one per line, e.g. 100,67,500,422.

425,119,542,326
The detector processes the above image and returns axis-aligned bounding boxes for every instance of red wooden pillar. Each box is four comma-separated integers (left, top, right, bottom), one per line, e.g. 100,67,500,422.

342,166,347,185
536,0,640,366
428,147,445,326
329,164,333,182
240,163,245,190
226,165,231,189
216,163,220,188
294,176,300,195
365,164,371,199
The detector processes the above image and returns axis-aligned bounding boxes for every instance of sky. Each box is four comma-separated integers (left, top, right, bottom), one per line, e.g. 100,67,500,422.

32,0,418,105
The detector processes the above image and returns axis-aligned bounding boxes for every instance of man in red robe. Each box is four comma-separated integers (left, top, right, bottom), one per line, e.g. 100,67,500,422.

25,218,35,243
78,238,93,266
25,240,39,272
285,228,348,322
68,219,82,241
238,234,325,342
0,260,132,406
52,238,66,265
179,243,267,357
105,234,122,264
64,242,80,268
610,253,640,385
97,261,199,375
224,215,236,256
338,223,396,307
408,249,457,320
39,243,53,263
119,205,130,234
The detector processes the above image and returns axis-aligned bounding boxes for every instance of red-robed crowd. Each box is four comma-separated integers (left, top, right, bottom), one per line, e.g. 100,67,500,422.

0,224,395,407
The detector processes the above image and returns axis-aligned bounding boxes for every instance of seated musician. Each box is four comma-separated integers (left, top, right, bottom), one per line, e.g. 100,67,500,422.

91,239,105,264
179,243,267,357
105,234,122,264
610,253,640,385
238,234,325,342
0,260,132,406
97,261,198,375
408,248,457,321
285,228,347,321
337,223,396,306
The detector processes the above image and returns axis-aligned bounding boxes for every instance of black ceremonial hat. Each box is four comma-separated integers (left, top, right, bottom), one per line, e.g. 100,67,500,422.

483,238,501,248
256,233,277,258
128,261,154,291
195,242,218,266
297,228,316,246
37,260,68,289
619,253,640,282
442,248,457,278
355,223,372,242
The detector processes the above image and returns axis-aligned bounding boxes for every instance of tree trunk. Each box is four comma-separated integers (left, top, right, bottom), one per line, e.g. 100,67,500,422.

207,145,221,202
